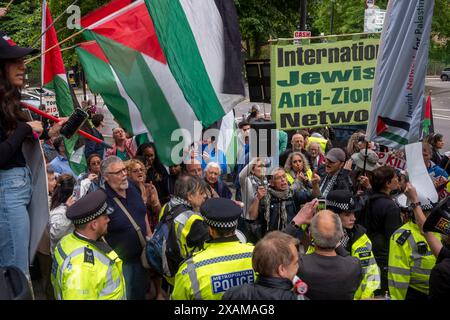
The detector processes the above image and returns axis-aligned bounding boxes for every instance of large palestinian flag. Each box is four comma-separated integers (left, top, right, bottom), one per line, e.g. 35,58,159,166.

42,0,86,174
80,0,244,165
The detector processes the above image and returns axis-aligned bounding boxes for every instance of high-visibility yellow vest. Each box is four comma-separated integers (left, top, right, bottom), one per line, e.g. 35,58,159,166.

172,239,255,300
388,221,440,300
51,233,126,300
351,233,380,299
285,169,313,185
306,136,328,153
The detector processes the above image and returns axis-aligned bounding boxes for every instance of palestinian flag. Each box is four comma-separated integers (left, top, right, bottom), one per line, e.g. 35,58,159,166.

422,95,434,137
375,116,410,146
42,0,86,175
80,0,132,29
82,0,244,165
76,41,149,139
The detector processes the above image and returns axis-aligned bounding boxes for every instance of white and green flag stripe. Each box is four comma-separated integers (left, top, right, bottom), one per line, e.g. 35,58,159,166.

79,0,244,165
42,0,86,175
76,42,148,138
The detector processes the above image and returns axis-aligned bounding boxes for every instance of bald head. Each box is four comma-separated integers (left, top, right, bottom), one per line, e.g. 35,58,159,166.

310,210,343,250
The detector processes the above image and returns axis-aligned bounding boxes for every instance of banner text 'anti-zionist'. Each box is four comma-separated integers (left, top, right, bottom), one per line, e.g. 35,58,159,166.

272,39,380,129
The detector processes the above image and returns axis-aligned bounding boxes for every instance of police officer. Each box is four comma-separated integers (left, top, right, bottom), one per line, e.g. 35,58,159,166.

325,190,381,299
388,201,441,300
172,198,256,300
51,190,126,300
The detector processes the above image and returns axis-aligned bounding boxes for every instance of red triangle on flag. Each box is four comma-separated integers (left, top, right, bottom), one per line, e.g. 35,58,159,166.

79,41,109,64
80,0,132,28
376,116,388,135
43,3,67,85
90,2,166,65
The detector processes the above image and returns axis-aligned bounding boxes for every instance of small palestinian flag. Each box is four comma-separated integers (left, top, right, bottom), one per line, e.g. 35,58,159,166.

376,116,410,146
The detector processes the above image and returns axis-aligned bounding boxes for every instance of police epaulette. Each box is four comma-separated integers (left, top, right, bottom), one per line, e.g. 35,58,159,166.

84,247,95,265
396,230,411,246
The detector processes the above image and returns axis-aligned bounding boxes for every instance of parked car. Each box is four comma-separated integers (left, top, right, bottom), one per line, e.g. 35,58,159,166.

441,67,450,81
20,92,43,120
21,92,42,109
24,87,55,96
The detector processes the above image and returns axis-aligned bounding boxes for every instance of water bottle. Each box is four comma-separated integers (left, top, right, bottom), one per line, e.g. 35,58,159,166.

384,291,391,300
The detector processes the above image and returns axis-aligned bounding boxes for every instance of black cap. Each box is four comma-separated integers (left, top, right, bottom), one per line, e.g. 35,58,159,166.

200,198,242,229
423,197,450,235
66,190,111,225
326,190,361,214
0,32,38,59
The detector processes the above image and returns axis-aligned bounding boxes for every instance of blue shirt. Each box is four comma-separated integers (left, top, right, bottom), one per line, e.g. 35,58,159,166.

104,180,147,262
49,155,75,177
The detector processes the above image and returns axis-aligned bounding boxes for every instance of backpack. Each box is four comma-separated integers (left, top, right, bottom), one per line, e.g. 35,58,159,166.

144,203,186,278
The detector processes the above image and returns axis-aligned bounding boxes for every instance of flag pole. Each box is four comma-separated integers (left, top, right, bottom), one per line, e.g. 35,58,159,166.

5,0,14,10
21,102,112,149
31,0,79,46
362,140,369,176
25,28,85,65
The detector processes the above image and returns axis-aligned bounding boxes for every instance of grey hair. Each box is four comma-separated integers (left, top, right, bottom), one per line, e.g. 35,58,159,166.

310,211,344,250
100,156,123,176
205,162,221,174
174,175,206,200
306,142,324,155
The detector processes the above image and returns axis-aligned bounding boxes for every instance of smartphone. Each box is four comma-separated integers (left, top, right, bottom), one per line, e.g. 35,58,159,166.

317,199,327,212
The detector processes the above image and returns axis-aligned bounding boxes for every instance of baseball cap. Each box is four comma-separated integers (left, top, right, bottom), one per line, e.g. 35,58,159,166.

0,32,38,60
325,148,346,163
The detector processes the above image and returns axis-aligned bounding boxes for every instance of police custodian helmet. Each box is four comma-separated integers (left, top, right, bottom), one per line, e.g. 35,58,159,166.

66,190,111,225
200,198,242,229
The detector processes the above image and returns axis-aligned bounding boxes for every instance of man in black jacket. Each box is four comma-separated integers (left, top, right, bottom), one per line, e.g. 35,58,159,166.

223,231,305,300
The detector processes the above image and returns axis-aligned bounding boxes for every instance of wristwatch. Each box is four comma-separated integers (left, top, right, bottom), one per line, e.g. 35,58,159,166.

410,201,421,209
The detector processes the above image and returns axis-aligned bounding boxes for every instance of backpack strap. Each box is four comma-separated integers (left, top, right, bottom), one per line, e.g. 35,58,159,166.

113,197,147,249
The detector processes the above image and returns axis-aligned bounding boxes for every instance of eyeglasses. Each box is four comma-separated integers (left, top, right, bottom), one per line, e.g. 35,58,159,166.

107,168,127,176
90,161,101,165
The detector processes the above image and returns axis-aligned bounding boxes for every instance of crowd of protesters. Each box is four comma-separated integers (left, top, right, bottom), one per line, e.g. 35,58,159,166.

1,35,450,301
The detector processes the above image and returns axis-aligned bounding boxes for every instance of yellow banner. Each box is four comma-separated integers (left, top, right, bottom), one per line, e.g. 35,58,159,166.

271,38,380,130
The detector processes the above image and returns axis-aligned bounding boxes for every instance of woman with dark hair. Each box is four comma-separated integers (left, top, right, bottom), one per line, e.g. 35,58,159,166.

427,133,449,175
49,174,76,254
73,153,102,199
0,34,43,278
136,142,170,204
361,166,403,295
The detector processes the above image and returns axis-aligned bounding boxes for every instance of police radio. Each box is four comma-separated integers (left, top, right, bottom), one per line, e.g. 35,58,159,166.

60,108,89,139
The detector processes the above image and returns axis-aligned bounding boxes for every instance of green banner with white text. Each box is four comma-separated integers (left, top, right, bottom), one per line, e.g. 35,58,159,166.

271,38,380,130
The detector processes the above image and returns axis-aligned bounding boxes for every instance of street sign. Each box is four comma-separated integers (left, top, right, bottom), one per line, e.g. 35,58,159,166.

293,30,311,45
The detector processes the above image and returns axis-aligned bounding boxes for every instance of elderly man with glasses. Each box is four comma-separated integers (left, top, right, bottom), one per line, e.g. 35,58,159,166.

100,156,149,300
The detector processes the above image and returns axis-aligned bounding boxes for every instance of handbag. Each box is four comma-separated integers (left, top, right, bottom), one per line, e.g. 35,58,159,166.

113,197,151,269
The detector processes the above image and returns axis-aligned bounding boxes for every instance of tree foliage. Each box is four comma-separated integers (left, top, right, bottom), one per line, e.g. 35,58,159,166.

1,0,450,77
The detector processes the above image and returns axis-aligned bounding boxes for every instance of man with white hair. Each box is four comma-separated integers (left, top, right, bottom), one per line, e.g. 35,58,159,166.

204,162,232,199
298,210,362,300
